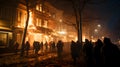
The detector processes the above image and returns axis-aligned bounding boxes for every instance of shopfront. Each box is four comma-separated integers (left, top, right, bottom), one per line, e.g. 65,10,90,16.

0,29,12,47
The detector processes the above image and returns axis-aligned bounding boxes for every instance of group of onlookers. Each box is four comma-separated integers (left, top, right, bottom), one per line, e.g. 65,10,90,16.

8,39,64,57
70,37,120,67
7,37,120,66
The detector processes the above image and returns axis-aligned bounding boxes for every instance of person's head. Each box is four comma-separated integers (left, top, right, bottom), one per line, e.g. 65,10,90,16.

85,39,89,43
103,37,111,45
97,39,102,43
96,39,103,46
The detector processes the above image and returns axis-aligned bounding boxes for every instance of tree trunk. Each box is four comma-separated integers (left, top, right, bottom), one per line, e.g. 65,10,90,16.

20,0,29,57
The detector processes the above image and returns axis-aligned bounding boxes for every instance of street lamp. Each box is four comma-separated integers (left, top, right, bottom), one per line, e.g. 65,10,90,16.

94,29,98,33
97,24,101,28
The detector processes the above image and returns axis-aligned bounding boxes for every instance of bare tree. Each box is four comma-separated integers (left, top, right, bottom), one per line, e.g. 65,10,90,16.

20,0,46,56
20,0,37,56
68,0,89,43
52,0,107,43
20,0,30,57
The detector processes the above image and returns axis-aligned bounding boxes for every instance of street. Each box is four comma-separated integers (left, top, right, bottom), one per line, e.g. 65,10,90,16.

0,44,86,67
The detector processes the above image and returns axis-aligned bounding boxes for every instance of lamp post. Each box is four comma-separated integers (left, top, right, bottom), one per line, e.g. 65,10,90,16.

97,24,101,28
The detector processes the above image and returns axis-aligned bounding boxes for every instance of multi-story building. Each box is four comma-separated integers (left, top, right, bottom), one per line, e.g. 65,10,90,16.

0,0,18,47
0,0,64,48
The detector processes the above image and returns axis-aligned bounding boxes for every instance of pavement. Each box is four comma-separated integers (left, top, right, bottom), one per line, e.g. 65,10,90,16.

0,49,87,67
0,44,87,67
0,47,58,67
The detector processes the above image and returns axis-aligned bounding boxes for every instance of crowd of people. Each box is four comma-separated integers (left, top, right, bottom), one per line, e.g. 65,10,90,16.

7,37,120,67
70,37,120,67
8,39,64,58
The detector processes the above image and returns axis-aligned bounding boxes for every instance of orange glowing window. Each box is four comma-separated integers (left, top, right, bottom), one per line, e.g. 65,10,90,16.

18,11,22,22
36,18,42,27
36,5,39,11
40,4,42,12
43,20,48,28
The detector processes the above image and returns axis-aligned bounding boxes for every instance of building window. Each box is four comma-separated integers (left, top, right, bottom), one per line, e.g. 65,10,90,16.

36,18,42,27
36,4,42,12
36,5,39,11
43,20,48,28
40,4,42,12
18,11,22,22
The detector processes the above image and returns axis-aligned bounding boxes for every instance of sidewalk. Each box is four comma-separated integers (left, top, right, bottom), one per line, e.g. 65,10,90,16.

0,49,57,66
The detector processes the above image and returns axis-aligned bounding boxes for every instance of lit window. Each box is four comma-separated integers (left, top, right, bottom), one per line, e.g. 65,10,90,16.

36,18,42,27
36,5,39,11
40,4,42,12
18,11,22,22
43,20,48,28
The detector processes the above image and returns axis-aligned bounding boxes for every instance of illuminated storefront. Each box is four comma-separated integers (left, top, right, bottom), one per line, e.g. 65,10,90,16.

0,27,12,47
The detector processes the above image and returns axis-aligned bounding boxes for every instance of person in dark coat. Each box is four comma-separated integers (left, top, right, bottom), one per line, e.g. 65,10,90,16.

33,41,40,55
102,37,120,67
94,39,104,67
14,42,19,54
71,41,78,64
44,41,48,52
56,40,64,59
51,41,56,52
25,41,30,56
83,39,94,67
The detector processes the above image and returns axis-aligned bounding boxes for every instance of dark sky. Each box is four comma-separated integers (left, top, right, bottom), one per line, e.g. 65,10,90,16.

48,0,120,40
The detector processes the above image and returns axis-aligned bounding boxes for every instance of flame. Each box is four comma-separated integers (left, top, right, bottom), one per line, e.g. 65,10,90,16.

28,11,36,29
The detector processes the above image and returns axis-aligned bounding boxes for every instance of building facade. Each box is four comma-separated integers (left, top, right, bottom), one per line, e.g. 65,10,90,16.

0,0,64,48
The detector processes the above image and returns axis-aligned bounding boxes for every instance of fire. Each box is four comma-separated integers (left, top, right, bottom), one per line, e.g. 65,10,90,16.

28,11,36,29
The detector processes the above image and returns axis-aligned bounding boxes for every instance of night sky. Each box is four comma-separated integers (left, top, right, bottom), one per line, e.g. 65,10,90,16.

48,0,120,41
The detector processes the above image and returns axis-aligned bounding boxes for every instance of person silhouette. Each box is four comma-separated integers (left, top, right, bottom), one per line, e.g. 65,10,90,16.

102,37,120,67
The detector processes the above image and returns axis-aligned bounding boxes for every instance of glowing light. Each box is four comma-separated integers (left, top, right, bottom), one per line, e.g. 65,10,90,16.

92,39,96,42
68,35,74,37
97,24,101,28
58,31,66,35
28,11,36,29
59,19,62,22
91,36,94,39
75,37,78,41
17,25,21,28
28,11,32,25
119,40,120,44
34,33,42,41
94,29,98,32
102,36,104,39
44,35,49,42
82,36,86,42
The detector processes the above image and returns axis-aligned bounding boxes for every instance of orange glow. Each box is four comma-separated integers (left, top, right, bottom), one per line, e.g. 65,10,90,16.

119,40,120,44
28,11,36,29
58,31,66,35
82,35,86,42
91,39,96,42
28,11,33,26
34,33,42,41
17,24,21,28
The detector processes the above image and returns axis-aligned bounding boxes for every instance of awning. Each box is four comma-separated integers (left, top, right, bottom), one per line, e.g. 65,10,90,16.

0,27,12,32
